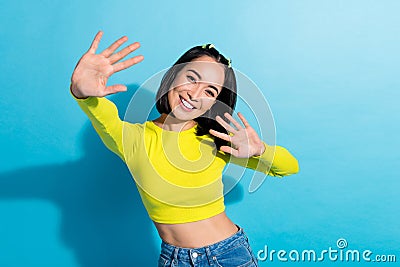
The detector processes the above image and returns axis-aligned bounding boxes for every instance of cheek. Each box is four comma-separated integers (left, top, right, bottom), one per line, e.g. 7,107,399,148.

167,89,175,106
171,73,187,89
201,98,216,110
168,86,179,97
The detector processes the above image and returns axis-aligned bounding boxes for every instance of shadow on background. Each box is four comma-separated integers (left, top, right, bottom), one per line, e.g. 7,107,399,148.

0,84,243,266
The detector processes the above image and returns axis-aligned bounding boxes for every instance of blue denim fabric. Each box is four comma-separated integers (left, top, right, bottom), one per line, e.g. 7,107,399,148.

158,224,259,267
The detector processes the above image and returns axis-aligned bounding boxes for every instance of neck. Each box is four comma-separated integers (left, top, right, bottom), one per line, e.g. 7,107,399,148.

153,113,197,132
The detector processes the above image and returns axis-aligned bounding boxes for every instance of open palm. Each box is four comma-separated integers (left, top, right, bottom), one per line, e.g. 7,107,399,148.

70,31,143,98
209,112,266,158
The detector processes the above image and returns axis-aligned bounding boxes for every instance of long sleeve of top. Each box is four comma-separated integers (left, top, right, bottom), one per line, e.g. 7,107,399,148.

71,90,300,223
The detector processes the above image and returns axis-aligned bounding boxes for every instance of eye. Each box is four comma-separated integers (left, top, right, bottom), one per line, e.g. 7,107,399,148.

205,89,215,97
187,75,196,83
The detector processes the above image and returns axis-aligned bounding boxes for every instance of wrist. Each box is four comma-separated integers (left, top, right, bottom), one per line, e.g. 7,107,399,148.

70,83,88,99
253,142,266,157
260,143,266,155
259,142,266,155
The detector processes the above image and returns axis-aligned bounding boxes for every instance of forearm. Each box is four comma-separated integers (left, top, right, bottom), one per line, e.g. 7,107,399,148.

225,142,299,177
70,89,125,161
263,143,299,177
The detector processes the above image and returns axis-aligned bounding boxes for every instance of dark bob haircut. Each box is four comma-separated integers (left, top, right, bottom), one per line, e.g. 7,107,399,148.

155,44,237,150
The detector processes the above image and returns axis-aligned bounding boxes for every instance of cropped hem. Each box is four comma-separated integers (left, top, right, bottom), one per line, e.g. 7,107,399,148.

150,206,226,224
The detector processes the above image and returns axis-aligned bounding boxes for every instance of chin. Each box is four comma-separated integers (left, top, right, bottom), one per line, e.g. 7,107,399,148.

170,110,199,121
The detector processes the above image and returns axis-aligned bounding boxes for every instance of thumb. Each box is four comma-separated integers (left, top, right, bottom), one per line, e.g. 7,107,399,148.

104,84,127,96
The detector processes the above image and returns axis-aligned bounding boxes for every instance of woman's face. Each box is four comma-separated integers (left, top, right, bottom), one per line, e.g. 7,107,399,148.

167,56,225,121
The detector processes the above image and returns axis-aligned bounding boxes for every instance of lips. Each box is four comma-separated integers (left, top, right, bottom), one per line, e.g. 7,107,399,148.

179,96,196,110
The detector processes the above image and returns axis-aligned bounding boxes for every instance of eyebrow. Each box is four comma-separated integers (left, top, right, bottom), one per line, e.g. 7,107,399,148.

187,69,220,94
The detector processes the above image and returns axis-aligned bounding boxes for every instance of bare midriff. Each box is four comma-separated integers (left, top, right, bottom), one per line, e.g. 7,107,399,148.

153,211,239,248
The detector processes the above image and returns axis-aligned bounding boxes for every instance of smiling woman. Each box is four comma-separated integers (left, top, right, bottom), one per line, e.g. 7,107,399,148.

159,57,226,130
70,31,299,266
155,43,238,151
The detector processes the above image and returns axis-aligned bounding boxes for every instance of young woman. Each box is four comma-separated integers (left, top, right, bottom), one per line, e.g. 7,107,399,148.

70,31,299,267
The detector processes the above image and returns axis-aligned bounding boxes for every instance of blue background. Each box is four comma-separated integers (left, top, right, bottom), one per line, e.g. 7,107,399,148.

1,0,399,266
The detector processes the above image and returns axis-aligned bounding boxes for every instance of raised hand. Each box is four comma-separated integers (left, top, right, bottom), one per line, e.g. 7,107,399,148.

209,112,266,158
70,30,144,99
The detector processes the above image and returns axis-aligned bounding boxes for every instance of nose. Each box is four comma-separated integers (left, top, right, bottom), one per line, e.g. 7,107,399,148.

186,85,202,101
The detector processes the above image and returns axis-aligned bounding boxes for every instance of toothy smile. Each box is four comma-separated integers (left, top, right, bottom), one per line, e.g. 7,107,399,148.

179,96,196,110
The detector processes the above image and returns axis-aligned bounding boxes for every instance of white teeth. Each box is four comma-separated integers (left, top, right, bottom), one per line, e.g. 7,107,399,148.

181,97,194,109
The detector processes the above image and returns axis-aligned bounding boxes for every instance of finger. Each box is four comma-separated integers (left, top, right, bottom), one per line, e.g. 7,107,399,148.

112,55,144,73
100,35,128,57
109,42,141,64
104,84,128,95
224,113,243,130
237,112,250,128
215,115,237,133
88,30,103,54
209,129,231,142
220,146,239,157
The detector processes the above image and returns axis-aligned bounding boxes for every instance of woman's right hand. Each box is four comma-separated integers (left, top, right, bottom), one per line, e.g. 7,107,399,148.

70,30,144,99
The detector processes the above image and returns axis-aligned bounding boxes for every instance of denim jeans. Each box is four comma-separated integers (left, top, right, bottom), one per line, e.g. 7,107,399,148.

158,224,259,267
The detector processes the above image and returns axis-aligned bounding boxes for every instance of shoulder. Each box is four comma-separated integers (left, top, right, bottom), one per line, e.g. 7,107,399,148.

122,120,147,135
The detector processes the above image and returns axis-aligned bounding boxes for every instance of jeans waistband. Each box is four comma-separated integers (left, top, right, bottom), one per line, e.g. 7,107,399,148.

160,224,248,262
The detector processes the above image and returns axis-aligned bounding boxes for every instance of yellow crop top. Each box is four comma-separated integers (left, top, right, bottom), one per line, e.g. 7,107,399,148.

71,91,299,223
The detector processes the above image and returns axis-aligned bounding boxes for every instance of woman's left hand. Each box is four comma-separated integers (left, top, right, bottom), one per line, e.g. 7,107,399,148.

209,112,266,158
